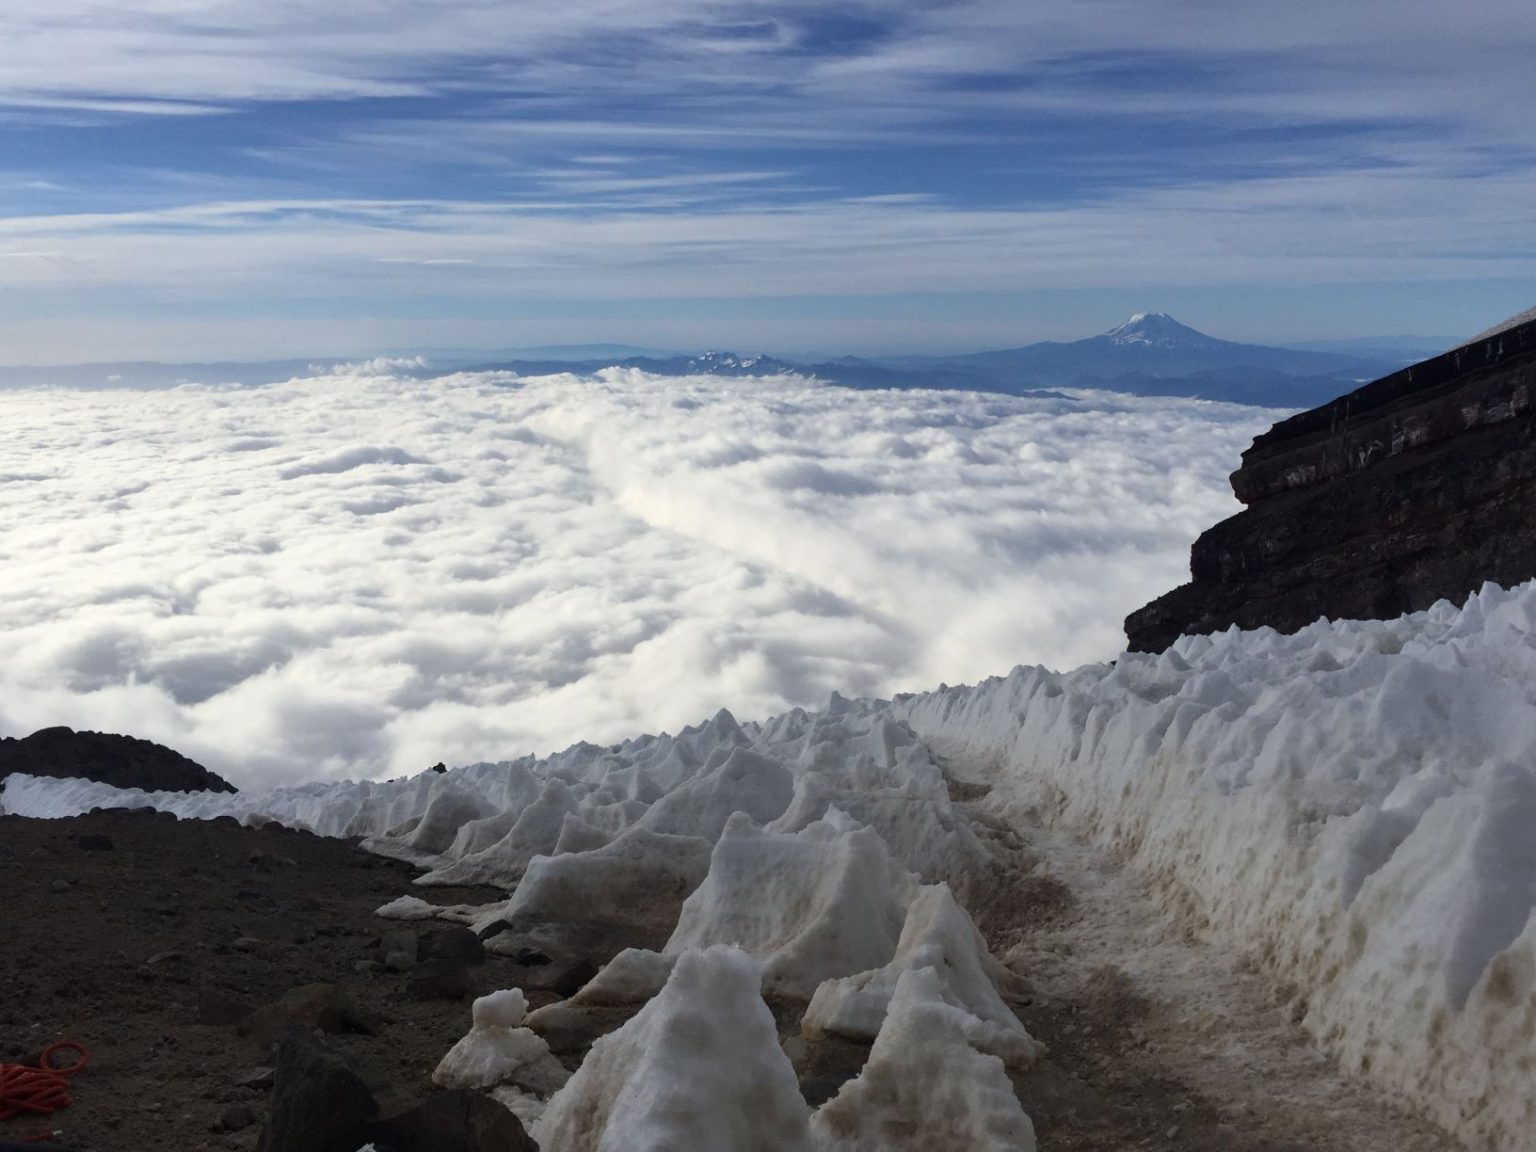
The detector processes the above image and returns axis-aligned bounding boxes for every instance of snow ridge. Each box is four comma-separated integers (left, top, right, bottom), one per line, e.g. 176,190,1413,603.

9,581,1536,1147
1,703,1031,1149
893,580,1536,1150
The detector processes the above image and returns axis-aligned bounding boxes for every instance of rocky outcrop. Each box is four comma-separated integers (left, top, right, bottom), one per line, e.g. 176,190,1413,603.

1126,314,1536,651
0,726,236,794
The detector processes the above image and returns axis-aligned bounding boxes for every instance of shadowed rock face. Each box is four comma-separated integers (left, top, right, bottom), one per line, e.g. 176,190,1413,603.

1126,316,1536,652
0,726,236,794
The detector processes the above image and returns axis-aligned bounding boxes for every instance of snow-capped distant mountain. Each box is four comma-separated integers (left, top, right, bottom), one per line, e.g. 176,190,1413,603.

378,316,1404,409
819,312,1397,406
681,351,790,375
450,349,802,382
0,314,1416,410
930,312,1394,383
1101,311,1225,350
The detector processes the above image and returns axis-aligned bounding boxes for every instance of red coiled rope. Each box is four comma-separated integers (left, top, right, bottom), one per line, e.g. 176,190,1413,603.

0,1042,89,1125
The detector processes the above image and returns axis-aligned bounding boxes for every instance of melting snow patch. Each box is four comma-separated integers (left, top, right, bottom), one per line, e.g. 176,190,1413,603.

662,810,916,1000
433,989,570,1096
811,966,1037,1151
804,882,1043,1068
532,945,813,1152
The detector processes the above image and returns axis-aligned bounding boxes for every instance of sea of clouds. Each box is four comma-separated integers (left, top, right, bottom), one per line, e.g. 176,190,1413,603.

0,366,1272,789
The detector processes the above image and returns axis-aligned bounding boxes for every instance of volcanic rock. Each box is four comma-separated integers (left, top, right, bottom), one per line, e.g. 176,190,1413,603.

199,987,257,1026
1127,313,1536,650
361,1089,538,1152
241,984,378,1046
0,726,236,794
235,1067,276,1090
254,1028,378,1152
422,926,487,967
407,959,474,1002
217,1103,259,1132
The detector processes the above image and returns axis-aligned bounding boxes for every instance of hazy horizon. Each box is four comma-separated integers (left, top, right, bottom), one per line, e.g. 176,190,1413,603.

0,314,1471,372
1,3,1533,363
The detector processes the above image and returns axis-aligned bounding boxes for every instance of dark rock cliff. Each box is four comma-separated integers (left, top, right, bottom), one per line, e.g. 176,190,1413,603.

0,726,237,794
1125,315,1536,652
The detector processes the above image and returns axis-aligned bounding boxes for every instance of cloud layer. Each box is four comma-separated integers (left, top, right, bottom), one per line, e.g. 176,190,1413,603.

0,368,1269,788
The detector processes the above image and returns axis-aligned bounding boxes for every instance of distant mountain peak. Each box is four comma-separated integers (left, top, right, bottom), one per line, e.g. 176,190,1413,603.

1102,312,1218,350
671,350,795,377
689,351,765,370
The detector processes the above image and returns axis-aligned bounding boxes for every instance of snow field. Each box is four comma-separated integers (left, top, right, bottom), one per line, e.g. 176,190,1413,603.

9,581,1536,1146
3,701,1039,1149
893,580,1536,1150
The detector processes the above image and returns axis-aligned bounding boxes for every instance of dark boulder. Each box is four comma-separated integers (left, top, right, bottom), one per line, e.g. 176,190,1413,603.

421,926,486,967
361,1089,538,1152
0,726,236,794
255,1028,379,1152
253,1030,539,1152
406,959,473,1002
241,984,378,1047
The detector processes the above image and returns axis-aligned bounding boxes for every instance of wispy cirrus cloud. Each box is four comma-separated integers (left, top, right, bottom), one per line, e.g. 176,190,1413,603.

0,2,1533,356
0,2,1529,137
1,163,1532,297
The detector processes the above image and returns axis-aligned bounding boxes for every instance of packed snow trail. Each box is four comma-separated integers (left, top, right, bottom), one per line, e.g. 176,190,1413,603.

943,756,1449,1150
892,581,1536,1149
9,580,1536,1147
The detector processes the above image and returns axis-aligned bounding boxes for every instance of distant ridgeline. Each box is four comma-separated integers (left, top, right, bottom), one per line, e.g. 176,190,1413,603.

0,314,1407,408
1126,312,1536,651
459,315,1400,408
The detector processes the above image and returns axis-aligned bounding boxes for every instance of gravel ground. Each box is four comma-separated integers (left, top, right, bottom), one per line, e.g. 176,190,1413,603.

0,808,526,1152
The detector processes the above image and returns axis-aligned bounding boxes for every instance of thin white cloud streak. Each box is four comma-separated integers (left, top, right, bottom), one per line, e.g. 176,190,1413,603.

0,368,1269,789
0,164,1532,303
0,1,1533,161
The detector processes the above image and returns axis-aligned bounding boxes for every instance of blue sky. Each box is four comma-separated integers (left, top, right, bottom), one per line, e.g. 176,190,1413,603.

1,1,1533,362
